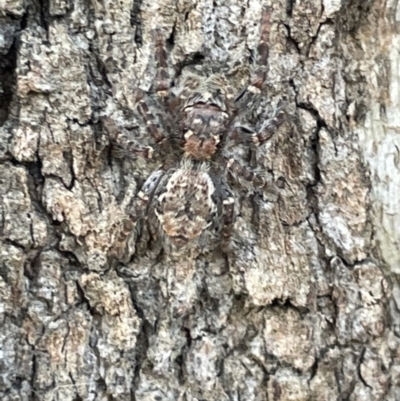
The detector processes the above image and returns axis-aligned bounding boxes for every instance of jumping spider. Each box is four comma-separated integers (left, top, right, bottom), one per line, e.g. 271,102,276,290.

105,6,284,251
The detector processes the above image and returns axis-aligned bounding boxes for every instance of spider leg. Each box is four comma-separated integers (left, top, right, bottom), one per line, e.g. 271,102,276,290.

153,28,170,98
224,155,266,188
252,108,284,146
130,169,165,221
103,117,154,159
235,6,272,102
134,89,167,144
250,5,272,93
110,173,161,259
132,28,175,145
221,190,235,244
122,169,166,256
233,107,285,147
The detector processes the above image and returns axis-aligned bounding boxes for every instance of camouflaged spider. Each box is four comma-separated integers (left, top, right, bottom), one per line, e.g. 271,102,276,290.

106,6,284,250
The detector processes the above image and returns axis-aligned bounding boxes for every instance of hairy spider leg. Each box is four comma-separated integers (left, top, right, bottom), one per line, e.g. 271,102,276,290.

102,117,154,159
134,169,165,219
235,6,272,103
252,108,285,146
221,190,235,243
232,107,285,147
133,28,178,146
250,5,272,93
232,6,285,148
153,28,170,98
224,156,266,188
134,89,167,144
109,173,163,259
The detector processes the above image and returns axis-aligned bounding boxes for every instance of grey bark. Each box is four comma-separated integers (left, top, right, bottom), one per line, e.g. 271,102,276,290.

0,0,398,400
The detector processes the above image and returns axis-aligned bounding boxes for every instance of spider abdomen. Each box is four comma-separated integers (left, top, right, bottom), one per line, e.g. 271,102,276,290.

154,161,218,247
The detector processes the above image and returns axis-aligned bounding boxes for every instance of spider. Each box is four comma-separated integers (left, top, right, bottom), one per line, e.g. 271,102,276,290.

104,6,284,252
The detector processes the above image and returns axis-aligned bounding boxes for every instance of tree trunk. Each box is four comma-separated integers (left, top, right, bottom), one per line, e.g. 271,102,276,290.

0,0,398,400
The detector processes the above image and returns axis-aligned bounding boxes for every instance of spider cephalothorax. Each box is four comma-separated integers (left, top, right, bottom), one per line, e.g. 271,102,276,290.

106,6,284,252
178,74,235,160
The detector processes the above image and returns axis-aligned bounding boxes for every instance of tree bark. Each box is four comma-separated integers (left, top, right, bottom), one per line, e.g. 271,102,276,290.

0,0,398,400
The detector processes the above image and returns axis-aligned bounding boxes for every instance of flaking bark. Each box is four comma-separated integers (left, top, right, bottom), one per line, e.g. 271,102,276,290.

0,0,399,400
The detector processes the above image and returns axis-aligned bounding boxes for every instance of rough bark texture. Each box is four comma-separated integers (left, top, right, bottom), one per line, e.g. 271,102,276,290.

0,0,399,400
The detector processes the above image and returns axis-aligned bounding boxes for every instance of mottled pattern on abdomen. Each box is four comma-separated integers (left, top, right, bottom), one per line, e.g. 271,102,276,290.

154,161,217,247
